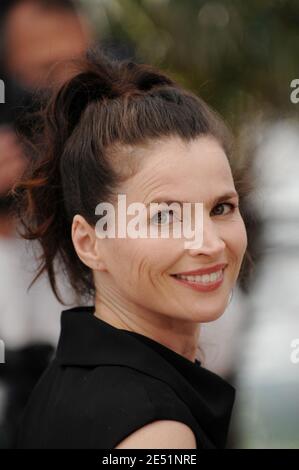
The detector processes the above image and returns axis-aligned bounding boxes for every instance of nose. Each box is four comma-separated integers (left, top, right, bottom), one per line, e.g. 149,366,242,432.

187,214,225,257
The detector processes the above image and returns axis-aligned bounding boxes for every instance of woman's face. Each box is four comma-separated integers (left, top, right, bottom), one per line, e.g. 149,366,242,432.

95,135,247,323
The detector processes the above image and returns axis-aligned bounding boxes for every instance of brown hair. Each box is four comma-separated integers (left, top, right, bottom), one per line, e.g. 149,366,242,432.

12,47,253,304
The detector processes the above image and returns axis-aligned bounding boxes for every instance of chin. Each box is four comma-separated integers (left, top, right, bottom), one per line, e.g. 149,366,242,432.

191,300,228,323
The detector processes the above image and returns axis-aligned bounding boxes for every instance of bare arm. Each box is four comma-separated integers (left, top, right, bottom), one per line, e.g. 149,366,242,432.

114,420,197,449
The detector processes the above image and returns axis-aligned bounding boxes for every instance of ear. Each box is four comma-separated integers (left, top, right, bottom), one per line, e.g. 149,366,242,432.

71,214,107,272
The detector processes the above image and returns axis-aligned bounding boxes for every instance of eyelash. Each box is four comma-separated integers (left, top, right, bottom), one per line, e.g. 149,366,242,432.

151,209,180,225
151,202,237,224
211,202,237,216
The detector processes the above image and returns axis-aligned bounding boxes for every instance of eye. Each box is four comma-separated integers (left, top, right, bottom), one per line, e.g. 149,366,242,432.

151,209,179,225
211,202,237,216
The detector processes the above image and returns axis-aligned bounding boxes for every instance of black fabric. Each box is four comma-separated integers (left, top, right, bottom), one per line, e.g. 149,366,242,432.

0,344,54,449
16,306,236,449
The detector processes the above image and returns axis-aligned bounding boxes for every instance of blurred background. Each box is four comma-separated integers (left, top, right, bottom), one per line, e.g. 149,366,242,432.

0,0,298,449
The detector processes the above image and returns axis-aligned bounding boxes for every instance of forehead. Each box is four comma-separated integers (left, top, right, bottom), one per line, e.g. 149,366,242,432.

121,135,234,201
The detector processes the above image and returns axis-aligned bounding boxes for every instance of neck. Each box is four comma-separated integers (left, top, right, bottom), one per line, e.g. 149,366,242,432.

93,287,201,364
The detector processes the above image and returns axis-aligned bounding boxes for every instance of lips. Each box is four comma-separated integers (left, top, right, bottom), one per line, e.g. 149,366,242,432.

171,268,226,292
169,263,227,293
171,263,228,276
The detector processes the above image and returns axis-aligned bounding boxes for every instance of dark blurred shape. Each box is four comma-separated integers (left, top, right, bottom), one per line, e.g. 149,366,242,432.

0,0,93,449
0,0,94,213
0,344,54,448
2,0,92,89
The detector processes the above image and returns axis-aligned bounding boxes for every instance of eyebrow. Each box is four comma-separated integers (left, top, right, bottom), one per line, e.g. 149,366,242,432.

145,191,239,207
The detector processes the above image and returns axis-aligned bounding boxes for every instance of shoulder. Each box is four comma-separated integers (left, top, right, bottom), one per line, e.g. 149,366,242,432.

89,365,198,449
61,363,194,428
90,365,199,449
89,364,196,422
108,368,198,449
17,362,199,448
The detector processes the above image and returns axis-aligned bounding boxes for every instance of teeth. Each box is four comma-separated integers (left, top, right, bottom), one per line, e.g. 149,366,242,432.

175,270,223,284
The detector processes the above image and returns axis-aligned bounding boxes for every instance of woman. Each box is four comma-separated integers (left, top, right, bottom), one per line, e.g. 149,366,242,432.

14,48,249,449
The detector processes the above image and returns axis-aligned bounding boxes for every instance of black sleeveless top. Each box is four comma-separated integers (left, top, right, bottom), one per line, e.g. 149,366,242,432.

16,306,235,449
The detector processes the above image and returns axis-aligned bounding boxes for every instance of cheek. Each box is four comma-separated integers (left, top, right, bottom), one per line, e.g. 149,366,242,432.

226,217,248,263
106,238,179,288
238,218,248,257
104,238,161,284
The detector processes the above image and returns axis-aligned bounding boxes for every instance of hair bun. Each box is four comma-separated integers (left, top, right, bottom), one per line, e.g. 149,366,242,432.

56,71,116,136
135,70,174,91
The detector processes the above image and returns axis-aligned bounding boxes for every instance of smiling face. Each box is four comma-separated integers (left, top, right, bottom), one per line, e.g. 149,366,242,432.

91,135,247,324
